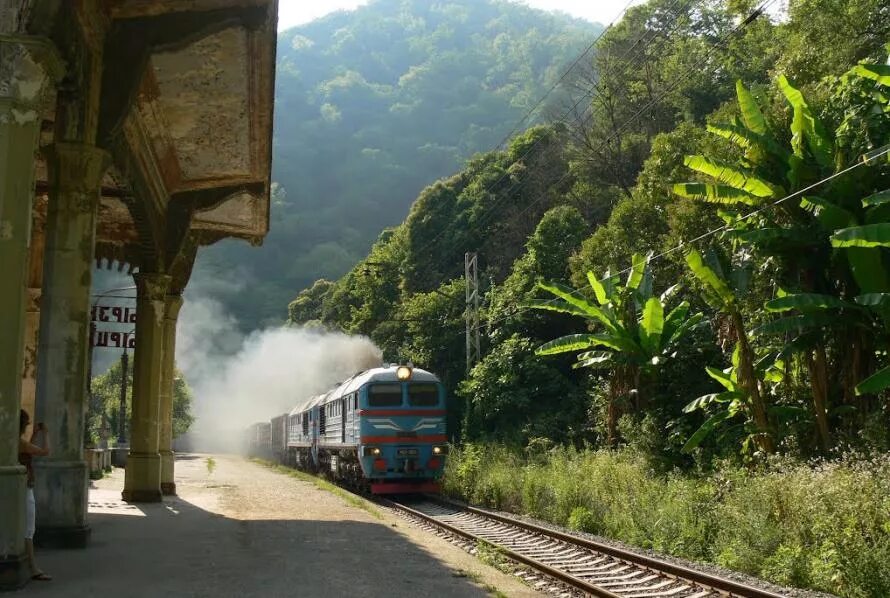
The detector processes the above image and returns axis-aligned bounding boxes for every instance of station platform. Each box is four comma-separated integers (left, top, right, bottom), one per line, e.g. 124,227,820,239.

17,455,538,597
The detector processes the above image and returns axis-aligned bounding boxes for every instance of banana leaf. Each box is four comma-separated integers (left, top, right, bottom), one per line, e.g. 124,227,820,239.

639,297,664,355
753,313,835,336
764,293,853,312
855,364,890,395
846,247,890,294
862,189,890,207
853,64,890,86
800,195,855,230
706,123,789,162
672,183,760,205
686,249,734,306
683,155,776,198
682,410,736,453
831,223,890,248
668,312,704,346
586,271,608,305
735,80,768,135
683,391,745,413
778,75,834,169
854,293,890,308
536,333,640,356
626,252,649,291
536,281,618,333
705,366,736,392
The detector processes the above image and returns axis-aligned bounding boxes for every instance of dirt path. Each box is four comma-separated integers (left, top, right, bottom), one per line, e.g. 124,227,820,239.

24,454,540,598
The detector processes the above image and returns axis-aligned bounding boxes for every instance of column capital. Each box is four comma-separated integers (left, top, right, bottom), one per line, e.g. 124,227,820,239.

43,142,111,198
0,34,63,120
164,294,183,321
134,273,172,303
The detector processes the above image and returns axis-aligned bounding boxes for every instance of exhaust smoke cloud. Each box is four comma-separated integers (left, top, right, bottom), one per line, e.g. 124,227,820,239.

174,292,382,454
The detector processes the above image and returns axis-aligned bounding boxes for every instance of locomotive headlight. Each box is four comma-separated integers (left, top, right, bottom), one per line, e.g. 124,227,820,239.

363,446,381,457
432,445,449,455
396,365,412,380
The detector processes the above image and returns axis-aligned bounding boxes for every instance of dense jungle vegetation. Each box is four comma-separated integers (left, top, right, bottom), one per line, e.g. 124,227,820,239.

285,0,890,594
198,0,601,330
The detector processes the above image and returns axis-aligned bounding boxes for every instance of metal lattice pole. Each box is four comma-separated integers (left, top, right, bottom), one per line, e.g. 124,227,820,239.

465,252,481,373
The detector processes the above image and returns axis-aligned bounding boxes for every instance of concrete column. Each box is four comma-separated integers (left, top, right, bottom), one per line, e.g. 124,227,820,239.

21,197,47,427
122,274,171,503
0,34,60,588
159,294,183,496
33,142,110,549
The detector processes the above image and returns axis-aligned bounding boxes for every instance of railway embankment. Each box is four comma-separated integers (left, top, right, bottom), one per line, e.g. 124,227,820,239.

443,444,888,598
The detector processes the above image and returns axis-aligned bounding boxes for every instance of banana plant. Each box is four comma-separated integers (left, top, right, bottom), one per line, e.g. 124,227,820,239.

681,350,808,454
526,253,703,445
684,248,775,453
676,61,890,450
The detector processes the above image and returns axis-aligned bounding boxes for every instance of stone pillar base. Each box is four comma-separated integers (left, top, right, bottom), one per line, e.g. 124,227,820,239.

0,553,29,591
160,482,176,496
122,452,161,503
34,524,90,549
33,460,88,550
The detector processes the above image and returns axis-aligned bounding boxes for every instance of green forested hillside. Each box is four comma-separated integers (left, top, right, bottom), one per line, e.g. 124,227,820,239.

287,0,890,592
198,0,601,329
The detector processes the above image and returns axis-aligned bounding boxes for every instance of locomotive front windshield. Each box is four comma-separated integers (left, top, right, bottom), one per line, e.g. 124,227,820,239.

408,383,439,406
369,383,403,407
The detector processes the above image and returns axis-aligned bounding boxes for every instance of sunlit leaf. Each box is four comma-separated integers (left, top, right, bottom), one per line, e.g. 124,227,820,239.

853,64,890,86
536,281,618,333
855,365,890,395
735,80,768,135
831,224,890,248
683,155,776,197
672,183,759,205
639,297,664,355
686,250,734,306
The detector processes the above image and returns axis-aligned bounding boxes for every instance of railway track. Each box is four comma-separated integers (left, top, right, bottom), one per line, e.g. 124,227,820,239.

383,497,788,598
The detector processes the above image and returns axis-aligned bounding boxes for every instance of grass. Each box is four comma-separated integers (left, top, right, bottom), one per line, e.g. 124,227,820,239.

452,569,509,598
443,444,890,598
252,459,383,520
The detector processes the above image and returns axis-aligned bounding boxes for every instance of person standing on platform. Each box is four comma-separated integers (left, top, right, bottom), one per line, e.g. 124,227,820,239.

18,410,52,582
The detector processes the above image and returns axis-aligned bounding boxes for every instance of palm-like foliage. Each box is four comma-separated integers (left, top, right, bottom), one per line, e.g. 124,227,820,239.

527,253,703,445
684,248,776,453
675,61,890,451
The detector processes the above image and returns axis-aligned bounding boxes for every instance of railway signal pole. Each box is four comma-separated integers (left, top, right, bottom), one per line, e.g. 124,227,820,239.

465,252,481,373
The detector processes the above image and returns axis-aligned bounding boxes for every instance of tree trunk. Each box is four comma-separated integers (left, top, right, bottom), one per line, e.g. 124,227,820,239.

732,311,775,453
806,344,831,452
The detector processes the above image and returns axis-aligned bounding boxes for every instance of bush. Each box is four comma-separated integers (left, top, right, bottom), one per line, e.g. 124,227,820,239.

444,444,890,597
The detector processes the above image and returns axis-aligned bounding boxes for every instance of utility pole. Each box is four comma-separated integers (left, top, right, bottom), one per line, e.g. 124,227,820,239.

465,252,481,373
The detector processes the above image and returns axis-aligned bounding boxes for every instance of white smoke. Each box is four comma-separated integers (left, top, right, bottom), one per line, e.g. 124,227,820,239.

174,291,382,453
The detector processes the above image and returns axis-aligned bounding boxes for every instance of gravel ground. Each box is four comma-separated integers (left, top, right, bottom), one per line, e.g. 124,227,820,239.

22,454,541,598
439,497,838,598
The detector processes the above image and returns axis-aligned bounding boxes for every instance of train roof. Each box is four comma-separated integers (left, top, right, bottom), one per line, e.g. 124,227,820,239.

286,365,441,415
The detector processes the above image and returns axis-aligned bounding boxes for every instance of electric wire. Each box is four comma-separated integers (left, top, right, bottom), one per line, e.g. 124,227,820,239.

475,144,890,334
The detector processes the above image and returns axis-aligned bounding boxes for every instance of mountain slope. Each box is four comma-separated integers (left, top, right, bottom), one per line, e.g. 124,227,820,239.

197,0,601,330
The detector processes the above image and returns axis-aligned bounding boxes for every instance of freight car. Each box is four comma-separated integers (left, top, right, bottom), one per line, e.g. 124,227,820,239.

262,364,448,494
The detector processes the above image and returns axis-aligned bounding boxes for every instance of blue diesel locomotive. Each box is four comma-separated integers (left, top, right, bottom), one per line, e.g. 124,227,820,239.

253,364,449,494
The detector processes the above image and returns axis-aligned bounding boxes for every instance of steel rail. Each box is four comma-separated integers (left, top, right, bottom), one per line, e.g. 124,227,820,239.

382,498,623,598
454,501,788,598
386,496,789,598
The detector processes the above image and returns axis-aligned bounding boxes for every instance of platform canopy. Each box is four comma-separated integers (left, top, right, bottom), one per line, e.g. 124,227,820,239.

30,0,277,285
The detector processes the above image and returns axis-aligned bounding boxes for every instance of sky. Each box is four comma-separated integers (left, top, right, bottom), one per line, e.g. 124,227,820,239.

276,0,643,31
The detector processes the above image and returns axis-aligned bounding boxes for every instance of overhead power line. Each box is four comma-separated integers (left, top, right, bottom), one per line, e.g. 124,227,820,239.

477,144,890,334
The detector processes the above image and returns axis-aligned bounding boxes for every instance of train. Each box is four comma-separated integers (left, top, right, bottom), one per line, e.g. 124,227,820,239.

245,364,449,494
